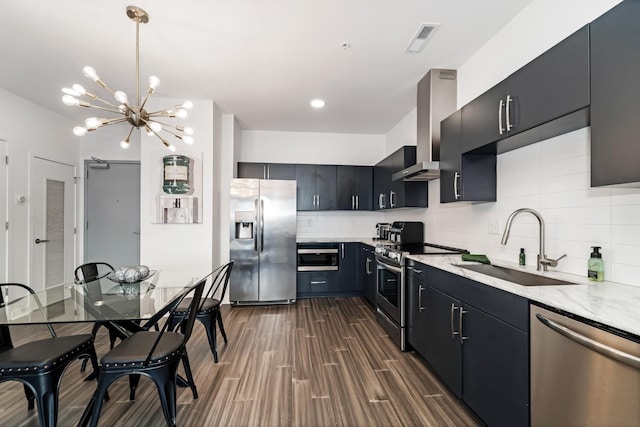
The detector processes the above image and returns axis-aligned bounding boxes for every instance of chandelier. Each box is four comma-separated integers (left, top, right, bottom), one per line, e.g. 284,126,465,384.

61,6,193,151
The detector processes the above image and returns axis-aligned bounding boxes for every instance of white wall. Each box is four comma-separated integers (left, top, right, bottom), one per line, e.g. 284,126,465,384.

0,88,79,284
140,97,218,278
240,130,385,165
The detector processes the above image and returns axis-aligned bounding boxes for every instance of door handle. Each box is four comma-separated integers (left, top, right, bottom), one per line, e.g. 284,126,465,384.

506,94,513,131
459,307,469,344
35,238,50,244
260,199,265,252
498,99,505,135
132,231,141,235
536,313,640,370
450,303,459,338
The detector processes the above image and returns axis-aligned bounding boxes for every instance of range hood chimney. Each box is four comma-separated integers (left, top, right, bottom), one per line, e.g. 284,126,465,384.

392,69,457,181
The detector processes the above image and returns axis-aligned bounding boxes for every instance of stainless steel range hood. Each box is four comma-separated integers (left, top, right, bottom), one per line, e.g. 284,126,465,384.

392,69,457,182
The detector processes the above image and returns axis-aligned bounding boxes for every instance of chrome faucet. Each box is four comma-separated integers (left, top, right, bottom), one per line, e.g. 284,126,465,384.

500,208,566,271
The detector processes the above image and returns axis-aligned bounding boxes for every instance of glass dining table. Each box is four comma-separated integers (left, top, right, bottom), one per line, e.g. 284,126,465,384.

0,268,208,329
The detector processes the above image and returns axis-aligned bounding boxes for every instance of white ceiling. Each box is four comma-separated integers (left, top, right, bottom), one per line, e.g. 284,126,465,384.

0,0,532,135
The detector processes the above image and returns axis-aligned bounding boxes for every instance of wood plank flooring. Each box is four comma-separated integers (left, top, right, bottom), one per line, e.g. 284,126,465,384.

0,297,481,426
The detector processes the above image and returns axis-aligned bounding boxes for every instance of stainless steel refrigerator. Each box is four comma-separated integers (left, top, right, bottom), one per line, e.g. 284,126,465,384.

229,178,297,304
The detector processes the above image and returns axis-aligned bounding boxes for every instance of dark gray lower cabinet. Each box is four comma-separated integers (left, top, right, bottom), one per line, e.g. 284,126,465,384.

297,271,340,297
361,244,376,305
339,242,361,294
407,261,530,427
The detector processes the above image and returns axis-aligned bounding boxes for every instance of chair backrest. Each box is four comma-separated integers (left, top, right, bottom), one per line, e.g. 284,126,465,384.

143,279,205,366
74,262,115,283
0,283,56,353
205,261,234,302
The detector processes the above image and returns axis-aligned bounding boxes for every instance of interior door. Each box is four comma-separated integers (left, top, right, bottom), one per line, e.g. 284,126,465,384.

0,140,6,282
84,160,140,269
30,156,75,291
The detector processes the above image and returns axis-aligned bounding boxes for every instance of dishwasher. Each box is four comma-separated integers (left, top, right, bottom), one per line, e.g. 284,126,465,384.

531,305,640,427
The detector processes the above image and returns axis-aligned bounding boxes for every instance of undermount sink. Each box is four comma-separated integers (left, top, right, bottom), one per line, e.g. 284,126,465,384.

456,263,577,286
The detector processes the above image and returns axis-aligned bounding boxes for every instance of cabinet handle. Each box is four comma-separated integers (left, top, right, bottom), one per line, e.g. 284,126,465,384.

317,195,320,209
355,195,359,210
351,195,355,210
390,191,396,208
506,95,513,131
459,307,469,344
498,99,505,135
310,281,327,285
263,165,267,180
366,258,372,275
450,303,459,338
379,193,386,209
341,243,345,259
418,285,425,312
409,266,422,274
454,172,461,200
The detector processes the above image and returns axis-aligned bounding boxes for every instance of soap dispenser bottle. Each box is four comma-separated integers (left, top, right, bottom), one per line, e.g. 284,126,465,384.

588,246,604,282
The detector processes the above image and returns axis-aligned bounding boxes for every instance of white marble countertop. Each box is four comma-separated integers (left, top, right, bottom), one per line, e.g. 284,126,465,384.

406,253,640,337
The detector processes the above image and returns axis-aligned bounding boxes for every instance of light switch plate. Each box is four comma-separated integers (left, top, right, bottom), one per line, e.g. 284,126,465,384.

488,218,500,235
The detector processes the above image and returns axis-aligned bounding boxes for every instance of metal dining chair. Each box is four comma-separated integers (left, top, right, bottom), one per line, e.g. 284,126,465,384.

0,283,100,427
74,262,119,373
168,261,233,362
85,278,206,427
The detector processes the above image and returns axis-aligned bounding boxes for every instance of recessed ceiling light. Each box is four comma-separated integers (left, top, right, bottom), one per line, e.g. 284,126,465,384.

310,99,326,109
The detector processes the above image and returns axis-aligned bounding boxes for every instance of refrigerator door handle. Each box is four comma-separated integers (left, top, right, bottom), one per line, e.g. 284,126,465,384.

260,198,265,252
254,198,259,252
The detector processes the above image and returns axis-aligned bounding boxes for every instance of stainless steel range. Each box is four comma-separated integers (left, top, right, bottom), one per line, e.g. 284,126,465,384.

374,222,467,350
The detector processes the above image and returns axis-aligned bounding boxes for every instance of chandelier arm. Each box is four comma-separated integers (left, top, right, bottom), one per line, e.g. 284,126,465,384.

139,88,153,111
91,78,116,96
147,110,175,117
84,104,125,115
146,119,182,135
90,95,121,110
101,117,131,126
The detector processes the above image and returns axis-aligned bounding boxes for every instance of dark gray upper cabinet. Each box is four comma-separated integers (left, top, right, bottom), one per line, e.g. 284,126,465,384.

440,111,497,203
462,25,590,154
295,164,337,211
374,146,428,210
237,162,296,180
336,166,373,211
591,0,640,187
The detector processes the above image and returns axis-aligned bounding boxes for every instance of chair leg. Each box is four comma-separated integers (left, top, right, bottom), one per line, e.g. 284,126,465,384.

81,323,103,373
23,372,60,427
129,374,141,401
23,383,35,410
153,364,179,427
200,315,219,362
89,372,118,427
216,309,228,344
180,350,198,399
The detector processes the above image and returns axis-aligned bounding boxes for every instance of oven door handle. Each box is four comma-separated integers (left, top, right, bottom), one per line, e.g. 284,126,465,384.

375,257,403,274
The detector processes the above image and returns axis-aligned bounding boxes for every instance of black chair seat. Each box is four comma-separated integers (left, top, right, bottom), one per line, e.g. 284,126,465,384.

174,297,220,314
101,332,183,367
0,334,94,373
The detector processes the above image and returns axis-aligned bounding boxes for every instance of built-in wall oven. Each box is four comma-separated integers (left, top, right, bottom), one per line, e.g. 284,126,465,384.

297,244,339,271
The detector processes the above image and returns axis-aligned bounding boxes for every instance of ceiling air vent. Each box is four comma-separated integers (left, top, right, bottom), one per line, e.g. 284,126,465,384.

405,23,440,54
